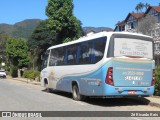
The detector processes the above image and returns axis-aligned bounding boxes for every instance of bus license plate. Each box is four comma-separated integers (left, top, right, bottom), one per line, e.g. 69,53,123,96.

128,91,137,95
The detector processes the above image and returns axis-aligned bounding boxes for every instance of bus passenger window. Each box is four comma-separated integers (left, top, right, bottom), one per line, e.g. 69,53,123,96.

41,50,49,69
57,48,65,66
67,45,77,65
82,46,89,64
92,37,106,63
49,49,58,66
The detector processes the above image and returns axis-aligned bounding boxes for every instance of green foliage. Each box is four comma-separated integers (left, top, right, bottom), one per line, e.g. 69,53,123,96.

135,2,150,13
28,20,54,51
63,37,73,43
27,20,55,69
155,66,160,96
23,70,40,81
135,2,145,13
46,0,83,44
11,66,18,78
6,37,30,67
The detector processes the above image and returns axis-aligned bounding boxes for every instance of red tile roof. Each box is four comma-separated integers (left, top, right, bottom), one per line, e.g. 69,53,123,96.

130,13,144,19
145,6,160,14
152,6,160,12
116,20,125,25
125,13,144,22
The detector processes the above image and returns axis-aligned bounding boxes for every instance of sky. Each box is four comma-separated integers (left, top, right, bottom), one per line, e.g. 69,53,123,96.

0,0,159,29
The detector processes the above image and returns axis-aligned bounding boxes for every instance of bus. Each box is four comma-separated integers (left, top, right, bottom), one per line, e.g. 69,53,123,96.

40,32,155,101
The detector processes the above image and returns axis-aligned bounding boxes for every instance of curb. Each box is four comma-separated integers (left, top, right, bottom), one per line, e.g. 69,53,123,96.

8,77,41,86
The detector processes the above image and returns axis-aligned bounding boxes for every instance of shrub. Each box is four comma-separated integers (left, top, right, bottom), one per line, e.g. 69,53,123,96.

155,66,160,96
11,66,18,78
23,70,40,81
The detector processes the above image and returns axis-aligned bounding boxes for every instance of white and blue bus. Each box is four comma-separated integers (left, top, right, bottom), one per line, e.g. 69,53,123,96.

40,32,155,101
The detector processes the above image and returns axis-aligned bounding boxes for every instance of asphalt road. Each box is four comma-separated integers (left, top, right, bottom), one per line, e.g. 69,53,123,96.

0,78,160,120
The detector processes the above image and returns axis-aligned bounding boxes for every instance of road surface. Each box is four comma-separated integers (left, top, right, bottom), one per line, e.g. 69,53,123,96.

0,78,159,120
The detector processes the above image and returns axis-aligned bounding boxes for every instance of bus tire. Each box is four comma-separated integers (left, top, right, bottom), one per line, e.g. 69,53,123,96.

44,79,51,92
72,84,86,101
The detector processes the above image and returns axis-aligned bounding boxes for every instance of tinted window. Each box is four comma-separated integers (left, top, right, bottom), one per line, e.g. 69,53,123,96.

67,45,77,65
49,49,58,66
41,50,49,69
48,36,107,66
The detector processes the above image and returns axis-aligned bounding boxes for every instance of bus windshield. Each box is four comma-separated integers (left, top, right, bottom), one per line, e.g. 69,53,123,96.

41,50,49,70
114,38,153,59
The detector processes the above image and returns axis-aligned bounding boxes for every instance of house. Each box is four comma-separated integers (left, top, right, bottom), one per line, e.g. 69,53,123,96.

114,13,144,32
114,20,125,31
114,5,160,66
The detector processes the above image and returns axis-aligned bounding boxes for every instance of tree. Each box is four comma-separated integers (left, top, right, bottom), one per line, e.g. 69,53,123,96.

145,3,150,11
139,2,145,12
28,20,54,53
6,37,30,68
135,4,141,13
46,0,83,44
137,15,157,35
135,2,145,13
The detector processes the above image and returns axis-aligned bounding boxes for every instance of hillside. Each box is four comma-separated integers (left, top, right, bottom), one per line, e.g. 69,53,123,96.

83,27,113,35
0,19,42,40
0,19,113,40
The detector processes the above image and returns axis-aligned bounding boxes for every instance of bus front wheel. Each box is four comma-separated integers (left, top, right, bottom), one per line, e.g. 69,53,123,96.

72,84,85,101
44,79,51,92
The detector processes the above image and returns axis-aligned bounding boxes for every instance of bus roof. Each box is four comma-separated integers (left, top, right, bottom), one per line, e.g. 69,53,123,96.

48,31,152,50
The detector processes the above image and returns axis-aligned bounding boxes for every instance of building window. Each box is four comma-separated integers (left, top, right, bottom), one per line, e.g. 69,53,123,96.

119,26,122,31
131,23,134,29
122,25,125,31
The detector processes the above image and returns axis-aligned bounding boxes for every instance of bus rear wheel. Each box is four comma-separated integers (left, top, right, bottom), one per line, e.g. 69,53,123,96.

72,84,86,101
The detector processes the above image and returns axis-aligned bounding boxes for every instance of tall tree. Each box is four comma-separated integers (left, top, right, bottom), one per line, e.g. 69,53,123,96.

46,0,83,44
135,2,145,13
139,2,145,12
135,4,140,13
145,3,150,10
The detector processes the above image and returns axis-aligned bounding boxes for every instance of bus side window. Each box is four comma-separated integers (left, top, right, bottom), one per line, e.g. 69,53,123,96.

76,46,81,64
49,49,58,66
67,45,77,65
41,50,49,69
80,42,90,64
57,47,64,66
63,48,68,65
91,37,106,63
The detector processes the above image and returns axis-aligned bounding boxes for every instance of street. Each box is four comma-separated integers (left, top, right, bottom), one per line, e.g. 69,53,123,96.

0,78,160,120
